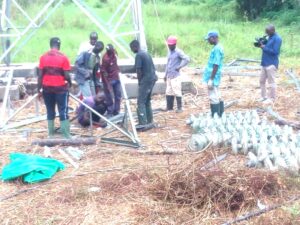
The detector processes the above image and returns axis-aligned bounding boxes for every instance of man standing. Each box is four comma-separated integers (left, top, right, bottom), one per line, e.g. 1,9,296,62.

101,44,122,117
165,36,190,113
77,32,98,55
203,31,224,117
38,37,72,138
75,41,104,97
129,40,157,129
259,25,282,104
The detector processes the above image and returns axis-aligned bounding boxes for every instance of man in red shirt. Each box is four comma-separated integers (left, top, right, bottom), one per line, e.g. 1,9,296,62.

101,44,122,117
38,37,72,138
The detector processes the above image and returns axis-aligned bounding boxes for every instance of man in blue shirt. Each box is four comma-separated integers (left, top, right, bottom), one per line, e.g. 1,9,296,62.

259,25,282,103
203,31,224,117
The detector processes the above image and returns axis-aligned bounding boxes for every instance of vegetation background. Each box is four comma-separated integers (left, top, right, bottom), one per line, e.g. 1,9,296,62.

3,0,300,67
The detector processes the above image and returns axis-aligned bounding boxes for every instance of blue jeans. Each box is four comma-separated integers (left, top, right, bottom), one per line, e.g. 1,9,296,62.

79,80,95,97
43,91,69,121
104,80,122,115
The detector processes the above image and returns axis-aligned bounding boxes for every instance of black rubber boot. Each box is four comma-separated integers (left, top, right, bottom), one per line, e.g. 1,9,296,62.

219,101,224,117
210,103,220,118
166,95,174,111
176,97,183,113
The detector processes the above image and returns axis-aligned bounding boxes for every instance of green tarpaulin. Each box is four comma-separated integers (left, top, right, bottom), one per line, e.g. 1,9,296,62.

1,153,65,183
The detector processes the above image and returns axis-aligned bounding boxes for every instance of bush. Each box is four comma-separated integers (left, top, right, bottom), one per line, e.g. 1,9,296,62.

236,0,300,20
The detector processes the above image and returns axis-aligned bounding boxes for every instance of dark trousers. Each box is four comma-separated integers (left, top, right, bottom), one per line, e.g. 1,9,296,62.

43,91,69,121
92,103,107,122
104,80,122,115
137,80,156,125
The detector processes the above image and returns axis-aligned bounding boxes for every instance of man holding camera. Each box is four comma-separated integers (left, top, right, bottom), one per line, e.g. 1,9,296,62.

258,25,282,104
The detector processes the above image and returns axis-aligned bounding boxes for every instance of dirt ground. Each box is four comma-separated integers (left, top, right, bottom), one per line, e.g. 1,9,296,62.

1,71,300,225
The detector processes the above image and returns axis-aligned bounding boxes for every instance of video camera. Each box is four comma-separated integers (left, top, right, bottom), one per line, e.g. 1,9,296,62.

254,36,268,48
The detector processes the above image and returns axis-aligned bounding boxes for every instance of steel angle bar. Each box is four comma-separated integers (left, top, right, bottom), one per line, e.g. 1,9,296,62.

101,137,140,148
112,0,133,34
0,69,13,127
69,93,138,143
107,0,128,25
286,69,300,92
119,75,139,142
11,0,37,27
11,0,65,60
0,0,57,62
72,0,133,59
1,109,75,132
113,30,140,38
0,11,20,34
1,93,38,128
236,58,261,63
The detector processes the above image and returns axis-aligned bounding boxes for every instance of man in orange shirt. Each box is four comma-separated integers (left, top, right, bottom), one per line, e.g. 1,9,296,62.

38,37,72,138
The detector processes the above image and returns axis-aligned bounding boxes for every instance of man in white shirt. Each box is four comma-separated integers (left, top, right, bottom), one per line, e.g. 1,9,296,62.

77,32,98,55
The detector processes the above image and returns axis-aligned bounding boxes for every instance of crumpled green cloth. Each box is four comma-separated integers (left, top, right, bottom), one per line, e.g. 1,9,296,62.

1,153,65,183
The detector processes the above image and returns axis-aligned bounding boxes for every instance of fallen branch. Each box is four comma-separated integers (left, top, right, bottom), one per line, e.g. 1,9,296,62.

32,137,96,147
222,195,300,225
262,107,300,129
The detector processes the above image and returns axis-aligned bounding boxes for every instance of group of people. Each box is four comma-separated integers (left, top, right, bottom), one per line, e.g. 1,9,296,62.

38,24,282,139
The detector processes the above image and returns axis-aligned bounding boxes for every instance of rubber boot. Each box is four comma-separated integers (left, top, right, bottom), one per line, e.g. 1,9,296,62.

210,104,220,118
60,120,71,139
146,103,153,124
47,120,55,137
219,101,224,117
176,97,183,113
136,107,148,126
166,95,174,111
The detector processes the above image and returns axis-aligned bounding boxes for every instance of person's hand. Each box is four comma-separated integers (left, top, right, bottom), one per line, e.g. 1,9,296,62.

207,79,214,90
38,89,43,100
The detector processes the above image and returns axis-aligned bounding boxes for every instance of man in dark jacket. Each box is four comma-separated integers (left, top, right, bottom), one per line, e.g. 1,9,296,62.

75,41,104,97
101,44,122,117
129,40,157,129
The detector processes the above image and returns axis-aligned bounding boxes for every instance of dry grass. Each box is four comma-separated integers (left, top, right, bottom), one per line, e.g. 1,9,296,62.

1,72,300,224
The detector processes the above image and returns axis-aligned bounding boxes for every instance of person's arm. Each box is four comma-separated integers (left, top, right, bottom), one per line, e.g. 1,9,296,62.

37,69,43,93
101,56,109,77
38,56,44,95
210,64,219,80
261,37,282,56
64,71,72,88
176,50,190,71
63,56,72,88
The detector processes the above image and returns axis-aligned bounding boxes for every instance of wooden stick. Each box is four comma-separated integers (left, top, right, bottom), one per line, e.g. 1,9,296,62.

222,195,300,225
32,137,96,147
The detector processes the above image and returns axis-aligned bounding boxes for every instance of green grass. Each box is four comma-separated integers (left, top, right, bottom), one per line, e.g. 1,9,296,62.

3,0,300,67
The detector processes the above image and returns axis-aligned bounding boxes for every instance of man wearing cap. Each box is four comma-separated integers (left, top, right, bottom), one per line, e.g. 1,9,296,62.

38,37,72,138
203,31,224,117
129,40,158,130
165,36,190,113
78,32,98,56
259,24,282,104
101,44,122,117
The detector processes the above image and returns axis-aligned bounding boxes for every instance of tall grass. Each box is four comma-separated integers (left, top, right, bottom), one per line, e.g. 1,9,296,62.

3,0,300,67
